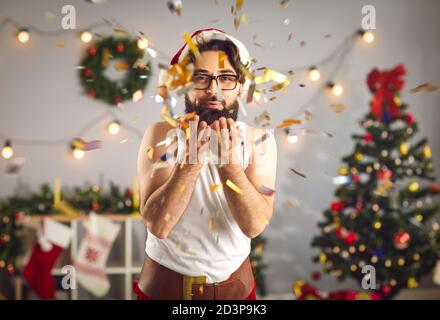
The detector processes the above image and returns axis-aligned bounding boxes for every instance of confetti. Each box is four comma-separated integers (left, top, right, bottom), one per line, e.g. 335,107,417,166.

113,28,129,36
132,89,143,102
236,0,244,11
72,138,101,151
324,33,332,39
115,61,129,72
290,167,306,178
287,199,300,208
218,51,226,69
179,185,186,193
54,39,64,48
254,133,269,146
329,104,345,113
280,0,290,8
102,48,111,66
161,112,177,127
209,218,217,230
182,32,200,59
226,179,243,194
258,185,275,196
410,83,438,93
254,111,271,125
246,81,256,103
276,119,302,129
45,11,55,24
283,18,291,26
288,33,293,42
147,146,154,159
210,184,222,192
299,41,306,47
240,13,249,26
167,0,183,16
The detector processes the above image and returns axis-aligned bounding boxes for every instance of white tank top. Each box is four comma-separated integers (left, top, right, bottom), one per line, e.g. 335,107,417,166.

145,121,251,283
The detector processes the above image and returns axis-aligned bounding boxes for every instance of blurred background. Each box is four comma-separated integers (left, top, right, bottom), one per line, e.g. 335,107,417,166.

0,0,439,300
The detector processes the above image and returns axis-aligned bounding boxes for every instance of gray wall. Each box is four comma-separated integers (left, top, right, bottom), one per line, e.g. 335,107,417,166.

1,0,439,294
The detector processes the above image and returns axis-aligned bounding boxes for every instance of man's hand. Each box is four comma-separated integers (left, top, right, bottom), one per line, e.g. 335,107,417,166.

211,116,244,166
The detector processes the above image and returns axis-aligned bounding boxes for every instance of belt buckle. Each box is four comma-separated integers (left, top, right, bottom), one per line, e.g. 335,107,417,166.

183,275,207,300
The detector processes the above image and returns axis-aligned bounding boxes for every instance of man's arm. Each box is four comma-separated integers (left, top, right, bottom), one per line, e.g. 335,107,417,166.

137,119,206,239
215,118,277,238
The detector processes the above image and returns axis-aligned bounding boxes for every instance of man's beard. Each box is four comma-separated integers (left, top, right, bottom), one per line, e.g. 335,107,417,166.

185,95,239,125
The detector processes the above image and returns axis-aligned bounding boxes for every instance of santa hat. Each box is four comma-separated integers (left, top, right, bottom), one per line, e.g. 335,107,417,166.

158,28,253,92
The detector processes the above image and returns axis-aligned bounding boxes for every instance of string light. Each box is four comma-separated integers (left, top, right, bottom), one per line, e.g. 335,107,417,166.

107,120,121,135
308,66,320,81
137,37,149,50
17,28,30,43
285,129,298,144
328,82,344,96
80,31,93,43
72,147,85,160
1,140,14,159
358,29,375,44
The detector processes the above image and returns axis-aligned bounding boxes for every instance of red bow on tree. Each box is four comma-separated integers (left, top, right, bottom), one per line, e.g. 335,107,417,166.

366,64,406,120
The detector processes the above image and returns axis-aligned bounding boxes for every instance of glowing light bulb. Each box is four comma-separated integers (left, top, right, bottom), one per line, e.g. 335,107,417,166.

108,121,121,135
137,37,149,50
362,31,375,44
1,140,14,159
17,29,30,44
80,31,93,43
287,133,298,144
331,83,344,96
72,148,84,160
308,67,320,81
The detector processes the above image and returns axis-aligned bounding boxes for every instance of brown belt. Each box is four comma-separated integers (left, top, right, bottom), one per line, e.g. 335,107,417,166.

140,255,255,300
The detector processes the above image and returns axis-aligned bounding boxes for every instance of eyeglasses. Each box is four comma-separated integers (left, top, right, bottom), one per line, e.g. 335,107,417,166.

191,73,239,91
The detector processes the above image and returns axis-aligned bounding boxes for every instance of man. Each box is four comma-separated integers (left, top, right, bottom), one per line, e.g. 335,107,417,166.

134,28,277,300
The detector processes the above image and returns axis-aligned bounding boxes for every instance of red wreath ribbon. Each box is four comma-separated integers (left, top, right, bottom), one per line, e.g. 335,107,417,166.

366,64,406,120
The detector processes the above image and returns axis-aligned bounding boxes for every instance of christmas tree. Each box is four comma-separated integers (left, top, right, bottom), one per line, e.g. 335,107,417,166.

311,64,440,299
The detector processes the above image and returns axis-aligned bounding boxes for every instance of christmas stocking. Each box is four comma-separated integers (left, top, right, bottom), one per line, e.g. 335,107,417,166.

74,213,121,297
23,218,72,299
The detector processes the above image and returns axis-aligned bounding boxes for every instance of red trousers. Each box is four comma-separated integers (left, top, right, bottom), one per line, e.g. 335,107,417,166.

133,277,257,300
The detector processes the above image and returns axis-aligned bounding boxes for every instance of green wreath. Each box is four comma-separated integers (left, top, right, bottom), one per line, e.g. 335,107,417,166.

79,36,152,105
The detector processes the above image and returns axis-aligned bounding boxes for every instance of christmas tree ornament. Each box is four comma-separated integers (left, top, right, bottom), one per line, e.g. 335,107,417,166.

393,231,410,250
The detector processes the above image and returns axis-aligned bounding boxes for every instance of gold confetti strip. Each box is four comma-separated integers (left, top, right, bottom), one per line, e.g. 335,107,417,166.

262,218,270,225
236,0,244,11
270,79,291,92
226,179,243,194
182,32,200,59
240,13,249,26
54,39,64,48
329,104,345,113
287,199,300,208
410,83,438,93
102,48,111,66
280,0,290,8
218,51,226,69
161,112,177,127
113,28,129,36
210,184,222,192
179,185,186,193
266,68,287,83
276,119,302,129
209,218,217,231
290,167,306,178
115,61,129,72
147,146,154,159
246,81,256,103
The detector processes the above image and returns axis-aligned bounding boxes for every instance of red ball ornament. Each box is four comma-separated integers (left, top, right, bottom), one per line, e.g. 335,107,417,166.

311,271,321,281
430,184,439,193
116,42,124,53
87,90,96,98
88,47,97,56
381,285,392,295
355,203,363,213
394,231,411,250
351,174,360,183
363,133,373,143
92,201,99,211
83,68,92,78
114,96,122,104
331,201,344,213
345,232,357,245
406,113,414,125
336,227,346,239
15,211,24,221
